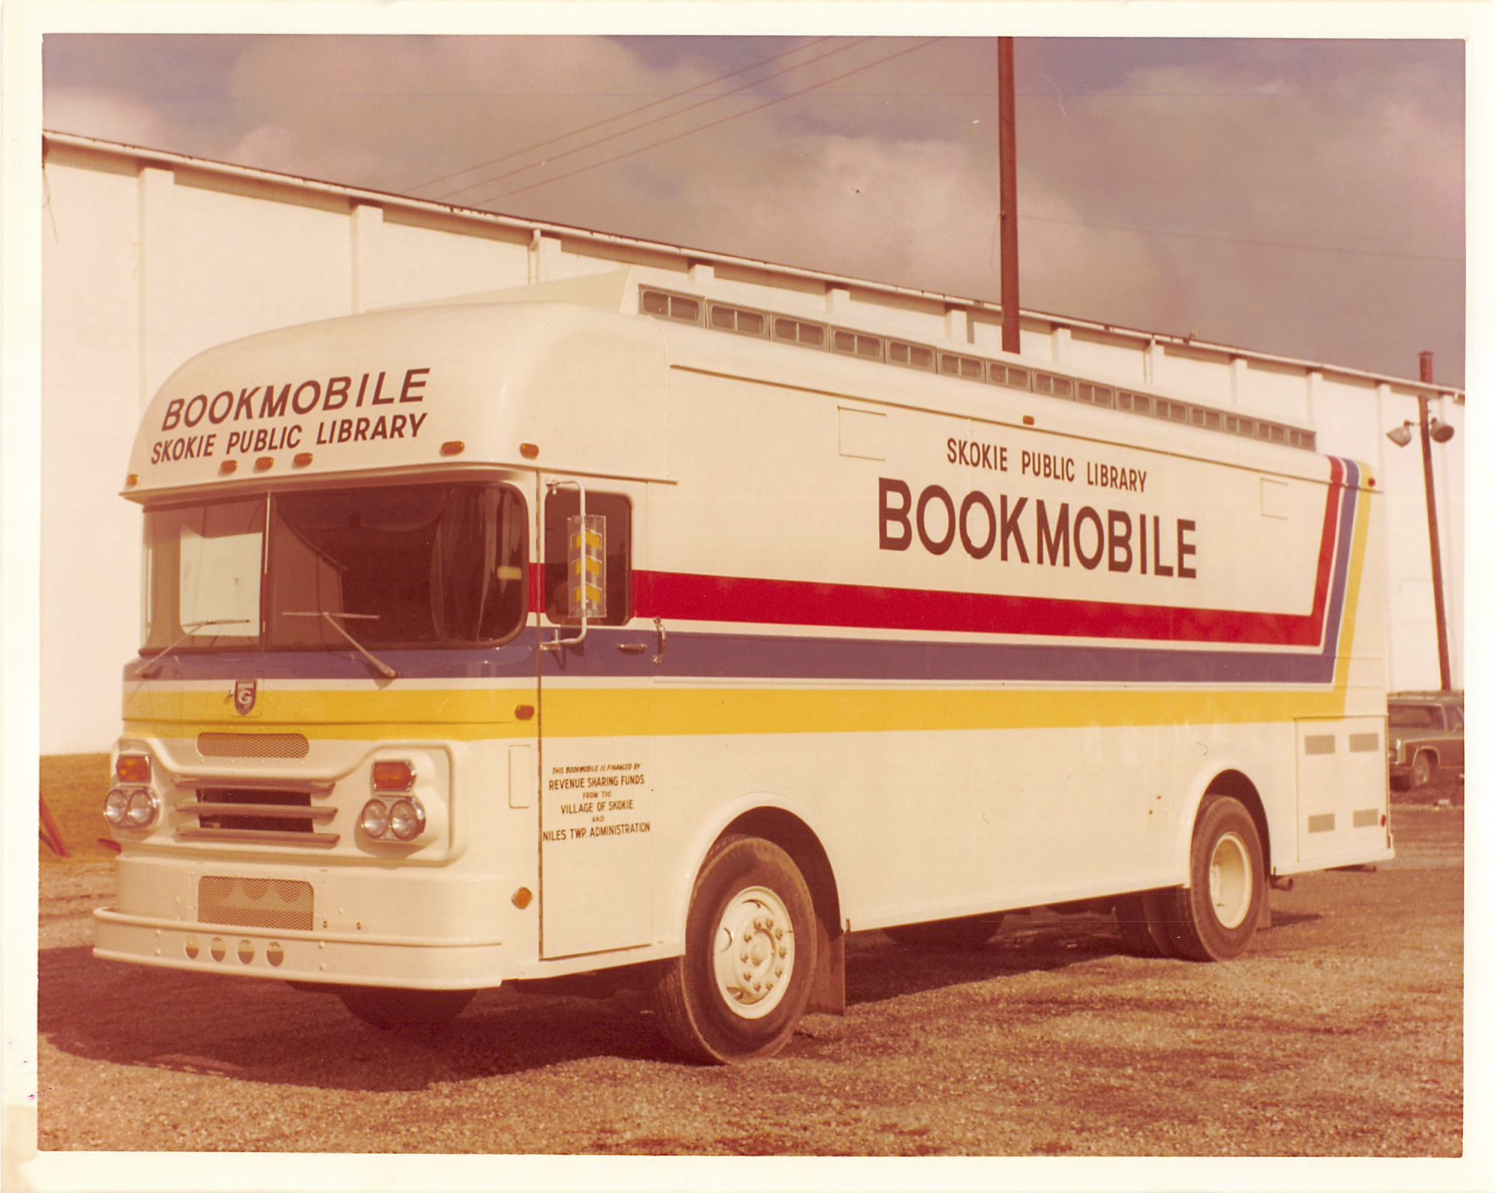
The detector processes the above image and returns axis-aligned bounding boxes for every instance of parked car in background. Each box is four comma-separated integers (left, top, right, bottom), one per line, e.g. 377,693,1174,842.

1387,691,1464,790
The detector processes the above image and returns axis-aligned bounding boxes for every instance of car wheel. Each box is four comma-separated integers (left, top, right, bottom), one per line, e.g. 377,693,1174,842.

337,987,475,1030
651,835,816,1063
1163,795,1264,962
1412,751,1436,789
883,914,1004,950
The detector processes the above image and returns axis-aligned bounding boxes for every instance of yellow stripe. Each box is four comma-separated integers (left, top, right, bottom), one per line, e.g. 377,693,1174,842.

540,685,1349,738
1331,478,1373,690
123,687,536,742
128,683,1345,742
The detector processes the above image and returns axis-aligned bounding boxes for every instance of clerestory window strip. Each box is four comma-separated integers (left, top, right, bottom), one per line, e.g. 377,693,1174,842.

639,286,1315,452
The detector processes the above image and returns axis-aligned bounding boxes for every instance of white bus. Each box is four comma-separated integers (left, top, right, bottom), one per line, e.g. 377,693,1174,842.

94,274,1392,1062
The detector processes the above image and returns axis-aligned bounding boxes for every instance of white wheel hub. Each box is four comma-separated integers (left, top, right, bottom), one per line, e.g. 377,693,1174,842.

1209,831,1253,930
712,885,795,1020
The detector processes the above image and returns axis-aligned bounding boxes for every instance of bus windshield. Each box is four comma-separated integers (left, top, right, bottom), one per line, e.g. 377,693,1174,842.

141,482,528,654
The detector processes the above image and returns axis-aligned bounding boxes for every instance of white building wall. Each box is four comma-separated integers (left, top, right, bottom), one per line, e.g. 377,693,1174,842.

38,134,1466,752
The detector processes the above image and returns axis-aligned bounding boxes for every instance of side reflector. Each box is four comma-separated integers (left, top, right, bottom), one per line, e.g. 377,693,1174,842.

1022,415,1036,426
219,460,238,475
512,887,533,909
441,441,465,456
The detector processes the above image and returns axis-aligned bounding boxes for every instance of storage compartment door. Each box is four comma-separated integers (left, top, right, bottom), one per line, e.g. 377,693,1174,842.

1295,717,1388,863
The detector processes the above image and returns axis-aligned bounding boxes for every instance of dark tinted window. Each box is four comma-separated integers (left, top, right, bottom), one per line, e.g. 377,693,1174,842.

268,483,527,648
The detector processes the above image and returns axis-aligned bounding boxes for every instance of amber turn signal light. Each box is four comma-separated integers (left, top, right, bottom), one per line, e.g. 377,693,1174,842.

115,754,151,783
371,759,416,792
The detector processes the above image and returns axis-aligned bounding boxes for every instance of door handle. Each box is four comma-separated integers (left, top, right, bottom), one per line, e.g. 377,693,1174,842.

617,618,666,666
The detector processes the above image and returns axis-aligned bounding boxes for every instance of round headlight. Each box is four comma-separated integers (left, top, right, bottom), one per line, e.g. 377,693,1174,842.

125,789,159,828
389,797,426,841
360,798,389,838
104,788,130,826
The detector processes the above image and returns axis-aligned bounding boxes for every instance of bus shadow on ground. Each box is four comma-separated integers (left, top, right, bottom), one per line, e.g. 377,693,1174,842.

40,908,1322,1090
37,945,672,1091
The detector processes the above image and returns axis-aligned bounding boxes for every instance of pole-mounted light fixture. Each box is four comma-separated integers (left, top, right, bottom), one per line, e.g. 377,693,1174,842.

1386,351,1454,691
1387,418,1455,448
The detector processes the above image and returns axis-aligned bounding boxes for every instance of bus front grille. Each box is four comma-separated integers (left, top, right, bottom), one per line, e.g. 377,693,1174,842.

179,788,340,848
198,876,315,931
197,732,310,759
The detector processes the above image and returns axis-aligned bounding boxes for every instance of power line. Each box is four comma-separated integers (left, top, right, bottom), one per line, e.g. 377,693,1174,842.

473,38,947,207
1020,212,1462,264
427,38,873,200
405,37,839,193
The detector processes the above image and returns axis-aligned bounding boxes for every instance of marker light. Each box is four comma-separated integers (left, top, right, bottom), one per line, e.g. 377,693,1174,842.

372,760,415,792
116,754,151,783
104,789,130,826
125,789,160,828
125,474,139,488
519,443,540,459
293,452,314,468
219,460,238,475
360,799,390,839
440,440,466,456
389,798,426,841
254,456,275,472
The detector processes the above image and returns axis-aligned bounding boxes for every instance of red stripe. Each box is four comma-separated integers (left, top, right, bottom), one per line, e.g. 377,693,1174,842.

632,460,1346,646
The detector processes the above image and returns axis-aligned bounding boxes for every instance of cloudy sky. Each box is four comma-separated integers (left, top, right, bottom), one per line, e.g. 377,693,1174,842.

42,31,1466,385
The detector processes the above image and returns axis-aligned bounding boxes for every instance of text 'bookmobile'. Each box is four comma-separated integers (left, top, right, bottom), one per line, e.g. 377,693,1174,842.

94,271,1393,1061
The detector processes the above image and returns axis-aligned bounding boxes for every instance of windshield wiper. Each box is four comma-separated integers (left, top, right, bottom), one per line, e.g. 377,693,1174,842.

283,611,400,679
133,619,252,679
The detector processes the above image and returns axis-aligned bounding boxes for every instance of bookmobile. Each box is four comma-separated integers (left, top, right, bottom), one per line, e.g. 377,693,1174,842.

95,272,1392,1062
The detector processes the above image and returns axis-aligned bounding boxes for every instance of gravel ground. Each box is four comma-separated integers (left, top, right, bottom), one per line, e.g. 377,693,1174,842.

35,802,1463,1157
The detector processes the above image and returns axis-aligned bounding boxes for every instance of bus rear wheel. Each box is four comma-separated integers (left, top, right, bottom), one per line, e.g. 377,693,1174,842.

651,835,816,1064
1163,795,1264,962
337,986,475,1030
883,914,1004,950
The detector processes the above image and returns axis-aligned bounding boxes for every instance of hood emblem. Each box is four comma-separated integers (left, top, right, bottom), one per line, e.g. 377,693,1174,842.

233,680,258,715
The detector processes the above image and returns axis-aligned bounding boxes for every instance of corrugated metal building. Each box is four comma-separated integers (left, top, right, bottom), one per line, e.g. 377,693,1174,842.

40,131,1465,753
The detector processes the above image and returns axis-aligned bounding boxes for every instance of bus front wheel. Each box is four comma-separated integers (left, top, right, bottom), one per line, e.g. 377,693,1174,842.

652,835,817,1064
1163,795,1264,962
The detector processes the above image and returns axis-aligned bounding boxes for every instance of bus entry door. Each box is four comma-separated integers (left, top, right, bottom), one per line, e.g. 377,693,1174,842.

536,475,655,960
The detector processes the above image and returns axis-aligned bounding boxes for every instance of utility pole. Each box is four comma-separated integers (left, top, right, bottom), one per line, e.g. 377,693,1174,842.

1416,351,1453,691
997,37,1020,355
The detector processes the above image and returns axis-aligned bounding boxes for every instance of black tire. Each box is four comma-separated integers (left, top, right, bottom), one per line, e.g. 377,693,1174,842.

1141,888,1187,958
1163,795,1264,962
337,986,475,1030
883,914,1004,950
1113,894,1165,957
1411,751,1436,790
651,835,817,1064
